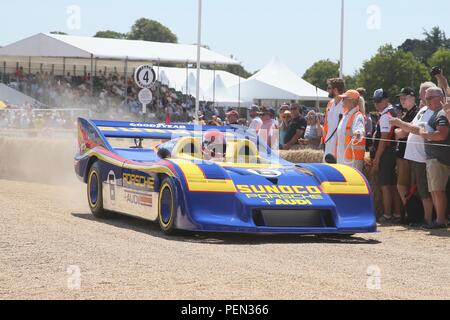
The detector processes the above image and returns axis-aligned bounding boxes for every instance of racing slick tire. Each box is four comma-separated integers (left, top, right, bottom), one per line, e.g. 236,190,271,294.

87,161,111,219
158,177,178,235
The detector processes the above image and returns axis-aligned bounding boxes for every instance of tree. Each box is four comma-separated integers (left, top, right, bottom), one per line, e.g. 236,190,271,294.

94,30,126,39
428,48,450,76
399,26,450,65
344,74,358,91
50,31,68,35
303,60,340,90
356,44,429,108
127,18,178,43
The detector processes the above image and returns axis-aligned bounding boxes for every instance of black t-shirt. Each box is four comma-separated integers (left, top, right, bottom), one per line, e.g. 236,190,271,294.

396,106,419,159
284,116,307,145
425,109,450,166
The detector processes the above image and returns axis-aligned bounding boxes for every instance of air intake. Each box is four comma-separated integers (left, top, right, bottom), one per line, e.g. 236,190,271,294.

252,209,335,228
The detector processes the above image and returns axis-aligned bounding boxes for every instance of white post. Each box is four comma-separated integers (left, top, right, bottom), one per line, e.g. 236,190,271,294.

213,64,216,106
90,54,94,96
238,75,241,109
195,0,202,122
339,0,345,79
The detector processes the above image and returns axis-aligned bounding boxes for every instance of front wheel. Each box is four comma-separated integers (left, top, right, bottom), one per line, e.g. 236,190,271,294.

158,177,178,235
87,161,111,219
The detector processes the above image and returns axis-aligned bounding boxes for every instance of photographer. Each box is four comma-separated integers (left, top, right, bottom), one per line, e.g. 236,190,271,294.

431,66,450,98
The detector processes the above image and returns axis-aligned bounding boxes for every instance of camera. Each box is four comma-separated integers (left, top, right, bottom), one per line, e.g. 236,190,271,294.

430,66,442,77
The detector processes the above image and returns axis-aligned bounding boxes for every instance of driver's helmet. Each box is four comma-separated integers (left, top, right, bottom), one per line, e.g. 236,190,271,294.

202,131,227,159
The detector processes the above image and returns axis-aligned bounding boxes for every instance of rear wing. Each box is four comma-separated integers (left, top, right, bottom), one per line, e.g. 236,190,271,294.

89,119,247,140
77,118,271,156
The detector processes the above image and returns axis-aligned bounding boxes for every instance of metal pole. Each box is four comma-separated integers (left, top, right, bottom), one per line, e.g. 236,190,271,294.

63,57,66,77
213,64,216,105
28,57,31,76
157,59,160,82
124,57,128,100
339,0,345,79
90,54,94,96
3,61,6,83
186,62,189,96
195,0,202,122
238,75,241,109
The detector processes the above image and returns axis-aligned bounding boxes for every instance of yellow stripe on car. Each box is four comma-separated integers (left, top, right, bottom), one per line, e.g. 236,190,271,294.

171,159,237,193
320,164,369,195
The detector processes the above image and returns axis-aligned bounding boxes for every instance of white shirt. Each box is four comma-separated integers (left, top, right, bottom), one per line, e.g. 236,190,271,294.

336,108,366,169
249,116,263,133
404,106,435,163
379,105,394,133
324,99,344,157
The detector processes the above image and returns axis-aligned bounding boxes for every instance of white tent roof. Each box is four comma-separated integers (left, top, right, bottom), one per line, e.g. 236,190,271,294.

229,57,329,102
204,75,246,106
0,33,239,65
155,66,242,98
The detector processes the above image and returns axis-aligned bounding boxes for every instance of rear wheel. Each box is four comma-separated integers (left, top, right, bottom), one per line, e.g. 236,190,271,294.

158,177,177,235
87,161,111,219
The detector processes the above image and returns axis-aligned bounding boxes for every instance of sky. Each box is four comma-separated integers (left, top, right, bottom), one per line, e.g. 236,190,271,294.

1,0,449,76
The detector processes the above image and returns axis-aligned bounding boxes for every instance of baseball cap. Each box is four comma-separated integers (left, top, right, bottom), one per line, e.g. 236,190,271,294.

396,87,416,97
339,89,360,100
250,105,260,112
373,88,389,103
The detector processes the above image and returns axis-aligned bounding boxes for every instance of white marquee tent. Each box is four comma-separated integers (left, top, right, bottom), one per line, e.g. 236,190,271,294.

229,57,329,103
0,33,239,65
203,75,246,107
155,66,242,100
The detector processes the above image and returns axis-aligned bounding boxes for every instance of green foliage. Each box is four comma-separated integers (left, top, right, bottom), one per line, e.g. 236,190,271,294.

302,60,339,90
428,48,450,76
127,18,178,43
343,74,358,90
355,45,429,108
399,26,450,65
94,30,126,39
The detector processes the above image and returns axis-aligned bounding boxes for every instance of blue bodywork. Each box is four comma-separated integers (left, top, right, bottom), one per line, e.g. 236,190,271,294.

75,118,377,235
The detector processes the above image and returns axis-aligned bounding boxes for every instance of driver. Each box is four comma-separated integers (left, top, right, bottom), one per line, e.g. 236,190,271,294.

202,131,227,161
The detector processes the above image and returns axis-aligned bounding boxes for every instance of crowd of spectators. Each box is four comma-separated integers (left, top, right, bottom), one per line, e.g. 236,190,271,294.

315,74,449,229
202,72,450,229
2,66,204,126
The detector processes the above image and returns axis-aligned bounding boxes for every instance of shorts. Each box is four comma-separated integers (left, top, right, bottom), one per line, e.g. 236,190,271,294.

410,161,431,199
396,158,411,187
378,148,397,186
426,159,450,192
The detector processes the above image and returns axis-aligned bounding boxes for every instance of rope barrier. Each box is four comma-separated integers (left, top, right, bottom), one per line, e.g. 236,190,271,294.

367,136,450,148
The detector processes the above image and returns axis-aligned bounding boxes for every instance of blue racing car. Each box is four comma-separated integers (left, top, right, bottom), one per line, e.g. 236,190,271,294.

74,118,376,236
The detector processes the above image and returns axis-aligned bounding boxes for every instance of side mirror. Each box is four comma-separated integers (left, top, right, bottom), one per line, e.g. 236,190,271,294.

325,154,337,164
157,148,171,159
